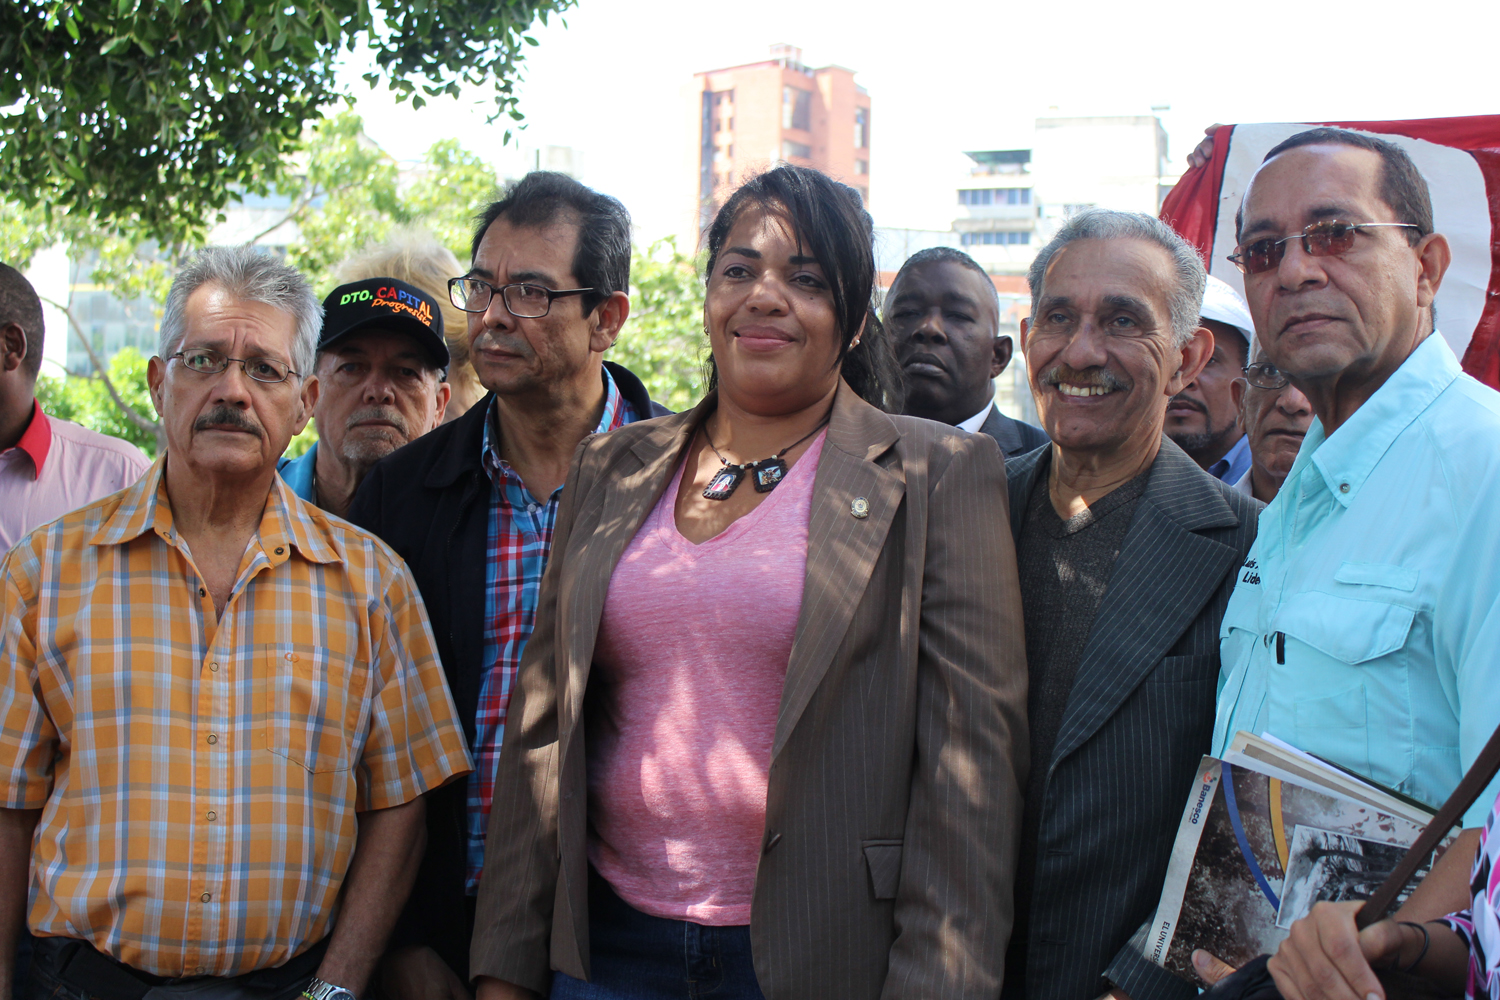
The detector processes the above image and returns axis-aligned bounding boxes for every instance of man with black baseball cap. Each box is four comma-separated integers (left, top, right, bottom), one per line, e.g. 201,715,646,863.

278,276,451,516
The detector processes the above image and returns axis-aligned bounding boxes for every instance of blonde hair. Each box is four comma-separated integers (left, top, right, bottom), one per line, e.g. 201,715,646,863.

332,229,481,400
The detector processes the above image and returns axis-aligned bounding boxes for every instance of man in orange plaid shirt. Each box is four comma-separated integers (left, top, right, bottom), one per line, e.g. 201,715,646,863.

0,246,473,1000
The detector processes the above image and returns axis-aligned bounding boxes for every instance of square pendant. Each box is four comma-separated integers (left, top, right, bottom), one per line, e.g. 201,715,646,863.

703,466,744,501
752,458,787,493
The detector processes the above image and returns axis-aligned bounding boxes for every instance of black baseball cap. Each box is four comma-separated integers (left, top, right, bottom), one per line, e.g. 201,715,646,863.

318,277,450,369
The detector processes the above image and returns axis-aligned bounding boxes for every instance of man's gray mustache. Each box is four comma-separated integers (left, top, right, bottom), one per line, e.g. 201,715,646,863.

1038,365,1128,391
346,407,409,436
193,406,262,437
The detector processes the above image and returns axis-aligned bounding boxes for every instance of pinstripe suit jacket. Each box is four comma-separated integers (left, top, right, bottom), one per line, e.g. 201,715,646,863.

470,381,1030,1000
1002,438,1259,1000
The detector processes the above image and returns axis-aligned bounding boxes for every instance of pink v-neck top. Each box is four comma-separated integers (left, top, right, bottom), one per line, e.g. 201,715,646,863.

586,431,825,925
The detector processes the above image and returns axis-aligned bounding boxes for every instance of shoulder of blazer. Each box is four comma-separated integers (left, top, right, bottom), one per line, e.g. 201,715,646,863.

880,411,989,487
1004,442,1050,540
1141,437,1260,541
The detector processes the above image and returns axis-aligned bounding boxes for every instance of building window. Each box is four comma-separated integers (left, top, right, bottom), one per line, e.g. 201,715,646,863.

782,139,811,160
783,86,812,131
855,159,869,175
958,188,1032,206
960,232,1031,246
855,107,869,148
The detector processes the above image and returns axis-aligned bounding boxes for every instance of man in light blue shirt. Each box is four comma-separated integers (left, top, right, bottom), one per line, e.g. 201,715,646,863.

1212,128,1500,926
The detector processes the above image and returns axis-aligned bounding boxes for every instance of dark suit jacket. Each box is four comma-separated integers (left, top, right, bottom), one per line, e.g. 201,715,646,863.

470,382,1030,1000
345,361,666,978
1002,438,1260,1000
979,405,1049,459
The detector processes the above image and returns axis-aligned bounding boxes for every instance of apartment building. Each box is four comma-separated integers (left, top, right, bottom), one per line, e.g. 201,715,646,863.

688,43,871,239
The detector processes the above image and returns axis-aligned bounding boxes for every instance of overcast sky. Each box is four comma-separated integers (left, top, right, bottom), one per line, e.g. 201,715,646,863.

341,0,1498,243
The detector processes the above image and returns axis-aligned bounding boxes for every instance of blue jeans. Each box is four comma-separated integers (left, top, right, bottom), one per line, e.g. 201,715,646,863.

550,870,765,1000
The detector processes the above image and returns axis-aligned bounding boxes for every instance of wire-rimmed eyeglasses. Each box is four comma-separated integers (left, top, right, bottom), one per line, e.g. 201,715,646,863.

447,277,596,318
169,349,298,383
1227,220,1421,275
1242,361,1290,390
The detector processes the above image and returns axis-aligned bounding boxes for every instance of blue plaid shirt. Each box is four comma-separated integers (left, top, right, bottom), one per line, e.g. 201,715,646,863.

465,368,640,891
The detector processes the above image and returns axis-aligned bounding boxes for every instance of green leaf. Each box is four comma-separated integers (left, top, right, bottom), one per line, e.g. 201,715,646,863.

1,0,571,248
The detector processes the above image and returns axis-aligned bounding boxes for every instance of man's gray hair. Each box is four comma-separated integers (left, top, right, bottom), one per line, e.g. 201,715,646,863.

158,246,322,376
1026,209,1207,347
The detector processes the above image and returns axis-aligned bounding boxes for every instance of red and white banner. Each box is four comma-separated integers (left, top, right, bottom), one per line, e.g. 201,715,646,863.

1160,117,1500,388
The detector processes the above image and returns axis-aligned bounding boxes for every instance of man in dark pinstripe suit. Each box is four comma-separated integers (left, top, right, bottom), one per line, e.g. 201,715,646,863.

1003,209,1260,1000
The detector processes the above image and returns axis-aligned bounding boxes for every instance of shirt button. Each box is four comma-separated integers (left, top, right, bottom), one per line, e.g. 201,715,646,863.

285,652,298,663
1339,483,1350,493
209,662,219,672
274,547,284,555
206,734,218,745
200,892,211,903
206,810,217,821
199,588,206,597
527,503,539,513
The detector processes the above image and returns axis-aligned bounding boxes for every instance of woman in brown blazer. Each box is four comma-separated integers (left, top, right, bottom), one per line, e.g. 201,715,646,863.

472,165,1029,1000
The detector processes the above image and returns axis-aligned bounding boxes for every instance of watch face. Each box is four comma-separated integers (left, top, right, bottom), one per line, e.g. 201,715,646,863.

327,991,356,1000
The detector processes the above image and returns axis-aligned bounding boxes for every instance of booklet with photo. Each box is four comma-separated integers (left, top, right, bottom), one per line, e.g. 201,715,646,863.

1143,733,1453,983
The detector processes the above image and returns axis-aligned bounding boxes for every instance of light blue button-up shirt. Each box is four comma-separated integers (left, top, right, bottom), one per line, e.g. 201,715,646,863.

276,442,317,503
1214,334,1500,827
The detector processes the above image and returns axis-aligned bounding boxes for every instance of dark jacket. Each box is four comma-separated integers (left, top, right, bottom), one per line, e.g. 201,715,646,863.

1001,438,1260,1000
979,405,1049,459
345,361,666,978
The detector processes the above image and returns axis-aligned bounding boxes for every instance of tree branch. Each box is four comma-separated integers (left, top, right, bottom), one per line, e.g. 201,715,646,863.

38,293,162,441
242,185,324,246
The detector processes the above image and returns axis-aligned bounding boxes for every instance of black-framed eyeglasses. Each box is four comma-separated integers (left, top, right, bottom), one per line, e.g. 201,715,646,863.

1242,361,1290,390
447,277,596,318
1227,220,1421,275
169,349,298,383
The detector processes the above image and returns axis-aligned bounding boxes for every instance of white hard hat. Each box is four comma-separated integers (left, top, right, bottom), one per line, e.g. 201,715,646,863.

1200,275,1255,349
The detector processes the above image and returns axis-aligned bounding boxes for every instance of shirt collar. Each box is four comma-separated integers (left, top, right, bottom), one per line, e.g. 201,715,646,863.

89,456,342,566
1207,433,1250,481
1306,332,1460,508
481,366,629,483
8,400,51,474
955,400,995,435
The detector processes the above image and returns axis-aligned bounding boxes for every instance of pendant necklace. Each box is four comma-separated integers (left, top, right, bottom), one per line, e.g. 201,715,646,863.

701,419,829,501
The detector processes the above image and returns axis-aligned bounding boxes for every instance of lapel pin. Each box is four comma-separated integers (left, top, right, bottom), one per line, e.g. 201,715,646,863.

850,497,870,519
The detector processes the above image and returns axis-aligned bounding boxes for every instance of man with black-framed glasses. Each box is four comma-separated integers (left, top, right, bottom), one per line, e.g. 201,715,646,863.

347,171,668,1000
1195,126,1500,990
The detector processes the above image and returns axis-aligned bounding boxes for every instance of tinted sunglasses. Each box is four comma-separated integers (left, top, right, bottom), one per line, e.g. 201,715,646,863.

1227,220,1421,275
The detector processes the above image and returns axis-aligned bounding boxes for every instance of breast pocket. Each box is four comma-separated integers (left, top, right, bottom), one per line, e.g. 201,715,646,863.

862,839,903,900
260,646,358,773
1272,592,1416,781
